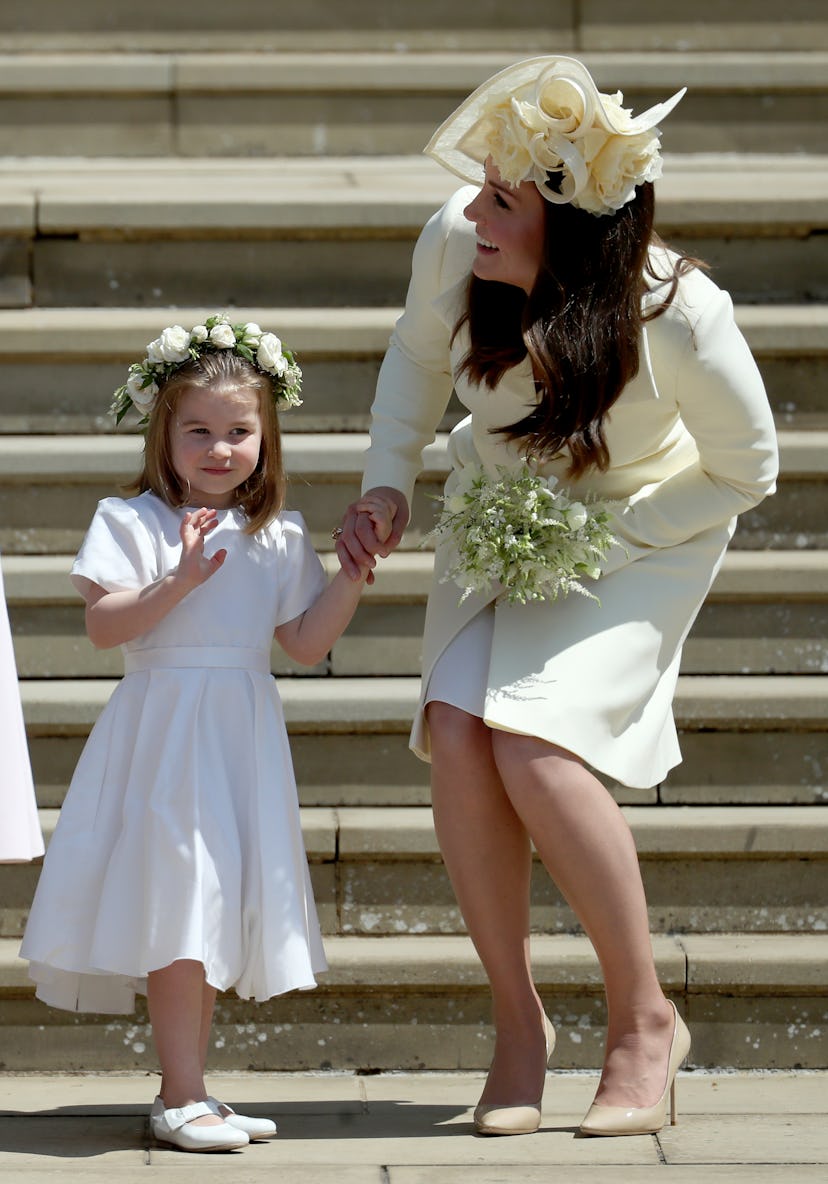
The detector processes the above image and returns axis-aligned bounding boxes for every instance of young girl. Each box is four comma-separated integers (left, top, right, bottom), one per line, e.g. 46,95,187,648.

21,315,391,1152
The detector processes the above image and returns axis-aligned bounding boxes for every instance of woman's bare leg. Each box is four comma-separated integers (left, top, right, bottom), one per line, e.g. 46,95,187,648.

491,730,675,1108
147,959,222,1126
427,702,550,1105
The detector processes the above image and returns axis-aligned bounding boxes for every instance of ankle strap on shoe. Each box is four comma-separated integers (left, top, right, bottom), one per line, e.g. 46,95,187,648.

163,1102,214,1129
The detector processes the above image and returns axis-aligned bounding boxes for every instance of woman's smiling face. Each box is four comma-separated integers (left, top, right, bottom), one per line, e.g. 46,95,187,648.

463,159,547,294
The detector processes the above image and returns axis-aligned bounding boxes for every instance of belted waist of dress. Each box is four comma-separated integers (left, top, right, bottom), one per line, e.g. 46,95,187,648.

123,647,271,674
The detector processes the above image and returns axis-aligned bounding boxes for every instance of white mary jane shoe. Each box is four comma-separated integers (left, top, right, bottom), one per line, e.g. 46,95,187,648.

150,1096,250,1152
206,1096,278,1140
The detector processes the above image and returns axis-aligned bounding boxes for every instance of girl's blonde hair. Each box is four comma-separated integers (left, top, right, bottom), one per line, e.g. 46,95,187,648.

126,351,286,534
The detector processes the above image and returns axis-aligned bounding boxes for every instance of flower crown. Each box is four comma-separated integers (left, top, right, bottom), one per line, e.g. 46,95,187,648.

110,313,303,425
425,56,685,217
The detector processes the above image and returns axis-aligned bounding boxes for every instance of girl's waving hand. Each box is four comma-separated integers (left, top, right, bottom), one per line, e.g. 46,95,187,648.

177,508,227,589
83,509,227,649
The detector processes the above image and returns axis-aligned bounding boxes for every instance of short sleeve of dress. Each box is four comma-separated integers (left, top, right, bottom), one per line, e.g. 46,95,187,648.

272,511,328,626
70,498,159,597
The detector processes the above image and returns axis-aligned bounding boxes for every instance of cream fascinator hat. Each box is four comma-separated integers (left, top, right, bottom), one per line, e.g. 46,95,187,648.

425,56,685,217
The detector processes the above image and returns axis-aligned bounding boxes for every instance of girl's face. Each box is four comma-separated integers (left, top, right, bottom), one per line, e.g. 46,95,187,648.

463,159,547,294
169,385,263,509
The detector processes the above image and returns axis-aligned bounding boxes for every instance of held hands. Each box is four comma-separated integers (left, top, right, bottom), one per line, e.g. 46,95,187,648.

175,507,227,589
356,493,397,545
335,487,409,583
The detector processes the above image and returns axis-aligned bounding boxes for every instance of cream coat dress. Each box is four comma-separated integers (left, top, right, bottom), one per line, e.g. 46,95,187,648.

362,187,779,789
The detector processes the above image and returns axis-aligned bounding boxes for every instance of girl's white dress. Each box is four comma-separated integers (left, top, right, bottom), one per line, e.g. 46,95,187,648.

20,492,328,1014
0,558,44,862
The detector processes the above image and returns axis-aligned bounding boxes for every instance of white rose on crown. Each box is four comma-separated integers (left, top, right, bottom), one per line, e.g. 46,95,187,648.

209,323,237,349
126,370,158,413
257,333,284,372
145,325,191,364
242,322,263,346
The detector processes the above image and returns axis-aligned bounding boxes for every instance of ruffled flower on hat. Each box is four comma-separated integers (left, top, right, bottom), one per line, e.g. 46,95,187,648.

466,67,664,216
578,122,663,215
426,57,685,218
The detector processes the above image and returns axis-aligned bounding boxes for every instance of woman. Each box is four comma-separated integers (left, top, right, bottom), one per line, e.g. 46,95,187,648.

335,56,778,1137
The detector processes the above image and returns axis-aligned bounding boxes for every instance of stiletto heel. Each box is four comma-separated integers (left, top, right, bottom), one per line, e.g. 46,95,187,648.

579,1001,690,1138
474,1013,555,1136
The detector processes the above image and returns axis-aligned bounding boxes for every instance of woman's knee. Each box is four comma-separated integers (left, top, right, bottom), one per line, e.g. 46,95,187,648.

426,701,490,758
490,728,585,786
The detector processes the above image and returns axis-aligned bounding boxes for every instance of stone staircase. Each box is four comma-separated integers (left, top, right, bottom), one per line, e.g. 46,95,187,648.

0,1,826,1073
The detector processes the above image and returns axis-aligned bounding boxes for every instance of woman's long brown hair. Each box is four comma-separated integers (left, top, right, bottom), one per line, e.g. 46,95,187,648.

452,181,704,477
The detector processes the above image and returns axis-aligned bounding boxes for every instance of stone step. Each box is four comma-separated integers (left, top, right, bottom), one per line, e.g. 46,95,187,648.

1,156,826,307
16,675,828,810
0,51,826,157
0,303,825,434
0,931,825,1070
4,550,827,680
326,804,828,937
3,804,825,942
0,305,402,435
0,431,823,554
2,0,826,52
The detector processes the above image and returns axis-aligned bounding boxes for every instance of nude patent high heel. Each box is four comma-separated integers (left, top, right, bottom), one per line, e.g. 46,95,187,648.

579,1001,691,1137
473,1013,556,1136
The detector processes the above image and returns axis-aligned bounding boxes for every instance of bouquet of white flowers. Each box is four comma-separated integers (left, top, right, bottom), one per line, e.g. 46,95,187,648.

424,463,618,605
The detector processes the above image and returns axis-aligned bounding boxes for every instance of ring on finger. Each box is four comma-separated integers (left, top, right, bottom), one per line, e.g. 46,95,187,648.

331,526,343,540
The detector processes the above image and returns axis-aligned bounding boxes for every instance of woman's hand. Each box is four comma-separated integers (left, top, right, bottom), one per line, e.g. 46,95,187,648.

335,486,409,583
176,507,227,589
